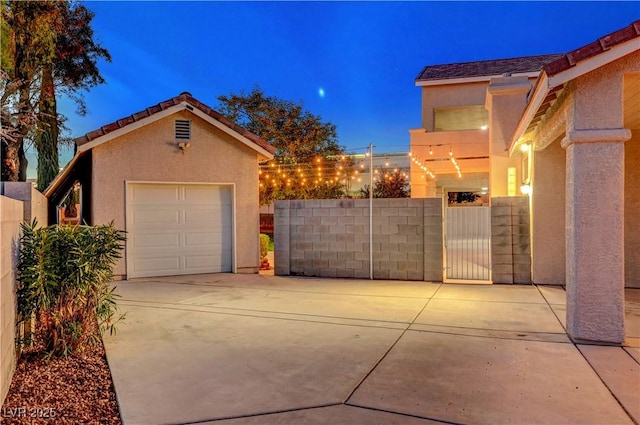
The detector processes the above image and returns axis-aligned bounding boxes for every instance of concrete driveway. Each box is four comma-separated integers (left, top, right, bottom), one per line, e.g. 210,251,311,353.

104,274,640,425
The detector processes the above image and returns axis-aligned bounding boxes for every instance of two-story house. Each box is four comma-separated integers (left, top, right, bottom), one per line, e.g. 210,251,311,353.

410,21,639,345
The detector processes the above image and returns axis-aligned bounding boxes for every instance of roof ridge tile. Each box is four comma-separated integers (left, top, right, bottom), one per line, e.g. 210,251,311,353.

544,20,640,77
75,92,275,155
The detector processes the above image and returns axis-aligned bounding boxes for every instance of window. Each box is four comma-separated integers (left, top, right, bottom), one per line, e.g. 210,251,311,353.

58,181,82,225
175,119,191,140
434,105,488,132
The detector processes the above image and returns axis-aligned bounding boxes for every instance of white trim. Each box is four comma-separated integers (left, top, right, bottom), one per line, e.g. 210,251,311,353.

124,181,236,279
416,71,539,87
77,102,274,159
548,40,640,88
44,152,83,197
509,38,640,153
508,72,550,155
231,183,237,274
187,105,274,159
78,105,184,152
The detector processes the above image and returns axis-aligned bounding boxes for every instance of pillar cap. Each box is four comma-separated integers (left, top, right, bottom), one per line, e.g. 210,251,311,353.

561,128,631,148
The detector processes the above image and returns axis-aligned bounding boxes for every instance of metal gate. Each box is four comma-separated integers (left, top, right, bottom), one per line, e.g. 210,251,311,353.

444,206,491,282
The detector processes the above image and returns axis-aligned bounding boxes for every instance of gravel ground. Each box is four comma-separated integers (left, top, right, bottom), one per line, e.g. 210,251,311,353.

1,339,121,424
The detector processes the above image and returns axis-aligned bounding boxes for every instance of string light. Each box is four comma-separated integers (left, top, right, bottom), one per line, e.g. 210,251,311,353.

259,151,414,191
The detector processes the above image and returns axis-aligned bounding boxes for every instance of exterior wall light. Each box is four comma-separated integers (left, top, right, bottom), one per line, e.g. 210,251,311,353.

520,143,531,152
520,183,532,195
177,141,191,153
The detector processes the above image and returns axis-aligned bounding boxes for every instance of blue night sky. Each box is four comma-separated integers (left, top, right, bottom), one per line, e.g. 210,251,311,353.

48,1,639,172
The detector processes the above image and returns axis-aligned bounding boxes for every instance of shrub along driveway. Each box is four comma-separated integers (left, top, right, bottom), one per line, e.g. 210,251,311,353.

104,274,639,425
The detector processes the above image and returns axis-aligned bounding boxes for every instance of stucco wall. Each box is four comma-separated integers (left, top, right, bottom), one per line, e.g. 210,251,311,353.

1,182,48,225
0,196,22,406
567,53,639,291
572,52,638,130
531,139,566,285
626,129,640,288
92,110,261,277
486,76,531,197
420,82,488,131
409,129,489,198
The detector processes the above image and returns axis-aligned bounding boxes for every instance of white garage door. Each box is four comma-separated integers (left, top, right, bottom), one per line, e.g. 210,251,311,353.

126,183,233,278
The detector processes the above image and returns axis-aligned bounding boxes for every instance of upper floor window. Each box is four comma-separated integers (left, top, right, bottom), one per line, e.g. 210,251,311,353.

434,105,488,132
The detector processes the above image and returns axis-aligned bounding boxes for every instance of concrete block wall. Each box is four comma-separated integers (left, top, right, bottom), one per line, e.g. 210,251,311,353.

279,199,371,278
491,196,531,284
275,198,443,281
373,199,423,280
0,183,48,406
0,196,23,406
274,201,291,276
423,198,444,281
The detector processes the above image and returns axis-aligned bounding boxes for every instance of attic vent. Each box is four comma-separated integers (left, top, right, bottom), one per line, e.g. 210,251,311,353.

175,119,191,140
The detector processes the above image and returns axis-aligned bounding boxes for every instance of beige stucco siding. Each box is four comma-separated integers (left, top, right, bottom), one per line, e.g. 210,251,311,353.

567,53,639,288
626,129,640,288
529,53,639,288
92,110,260,278
409,128,489,198
421,82,487,131
572,52,639,130
531,138,566,285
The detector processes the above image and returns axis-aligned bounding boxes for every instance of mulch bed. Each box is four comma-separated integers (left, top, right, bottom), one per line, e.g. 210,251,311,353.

1,339,121,424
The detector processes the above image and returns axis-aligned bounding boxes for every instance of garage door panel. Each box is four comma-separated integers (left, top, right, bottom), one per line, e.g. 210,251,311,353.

129,185,181,205
184,232,227,246
131,233,181,248
184,186,232,205
131,209,181,227
127,183,234,278
184,208,229,225
185,253,231,271
132,256,181,277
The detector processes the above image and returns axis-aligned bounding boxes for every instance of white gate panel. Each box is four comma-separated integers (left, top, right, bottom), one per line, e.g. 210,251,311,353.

445,206,491,281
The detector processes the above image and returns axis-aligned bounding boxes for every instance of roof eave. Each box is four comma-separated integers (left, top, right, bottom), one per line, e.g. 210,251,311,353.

547,38,640,88
508,38,640,154
188,106,274,159
415,71,540,87
44,150,86,197
77,104,185,153
76,101,274,159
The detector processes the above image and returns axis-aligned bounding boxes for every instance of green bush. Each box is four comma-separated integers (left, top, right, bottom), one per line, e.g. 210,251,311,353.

259,233,270,259
17,221,126,357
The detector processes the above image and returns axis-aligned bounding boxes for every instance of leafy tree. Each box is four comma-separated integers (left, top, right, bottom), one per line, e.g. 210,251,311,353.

217,87,347,204
0,0,48,181
448,191,480,204
360,168,410,198
1,0,110,188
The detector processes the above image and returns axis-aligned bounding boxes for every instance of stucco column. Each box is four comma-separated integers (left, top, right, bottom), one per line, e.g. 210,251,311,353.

562,128,630,344
486,76,531,197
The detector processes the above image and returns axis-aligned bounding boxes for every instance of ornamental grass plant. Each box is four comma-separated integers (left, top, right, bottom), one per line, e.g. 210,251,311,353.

16,221,126,357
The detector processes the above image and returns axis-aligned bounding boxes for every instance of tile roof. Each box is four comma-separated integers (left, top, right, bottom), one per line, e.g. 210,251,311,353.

543,20,640,76
75,92,275,155
512,20,640,151
415,54,565,82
